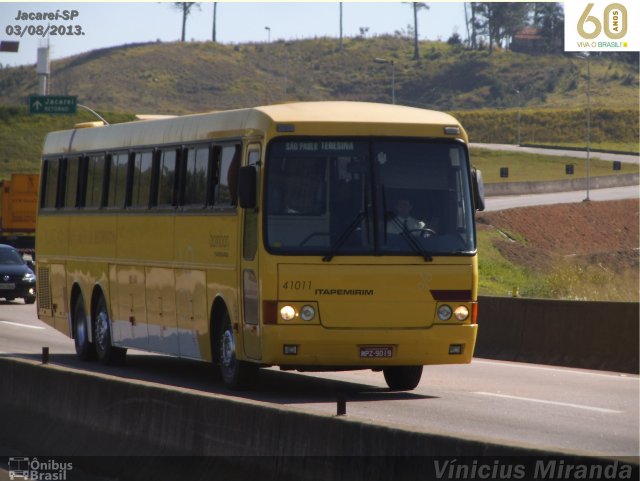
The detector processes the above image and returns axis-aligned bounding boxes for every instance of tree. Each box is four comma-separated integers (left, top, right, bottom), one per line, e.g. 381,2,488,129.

466,3,483,49
533,2,564,53
447,32,462,46
172,2,198,42
475,2,529,54
406,2,430,60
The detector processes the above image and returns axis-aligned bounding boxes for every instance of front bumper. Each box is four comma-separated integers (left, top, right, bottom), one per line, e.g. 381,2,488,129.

259,323,477,367
0,281,36,300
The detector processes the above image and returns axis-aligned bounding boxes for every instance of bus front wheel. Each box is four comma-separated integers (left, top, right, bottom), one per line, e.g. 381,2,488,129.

218,311,257,389
93,295,127,365
383,366,423,391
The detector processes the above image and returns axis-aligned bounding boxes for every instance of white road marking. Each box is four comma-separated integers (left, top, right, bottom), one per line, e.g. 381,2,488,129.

475,391,623,414
473,359,638,380
0,320,45,330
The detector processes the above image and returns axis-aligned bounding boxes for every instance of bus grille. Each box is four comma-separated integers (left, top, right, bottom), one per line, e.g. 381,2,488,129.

37,266,52,310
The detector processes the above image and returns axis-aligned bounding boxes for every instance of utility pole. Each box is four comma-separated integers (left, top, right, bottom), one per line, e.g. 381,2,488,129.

577,53,591,202
514,89,521,146
374,58,395,104
339,3,343,51
212,2,217,42
37,44,50,95
585,55,591,201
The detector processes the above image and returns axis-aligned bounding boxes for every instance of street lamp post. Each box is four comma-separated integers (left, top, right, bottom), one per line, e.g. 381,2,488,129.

265,26,271,43
514,89,521,146
577,53,591,201
374,58,395,104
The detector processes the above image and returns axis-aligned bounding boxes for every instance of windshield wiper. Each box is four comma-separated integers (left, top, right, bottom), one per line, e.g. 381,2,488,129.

323,189,370,262
322,211,365,262
387,215,434,262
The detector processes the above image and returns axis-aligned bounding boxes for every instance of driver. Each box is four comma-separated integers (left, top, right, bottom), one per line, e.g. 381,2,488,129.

387,198,430,235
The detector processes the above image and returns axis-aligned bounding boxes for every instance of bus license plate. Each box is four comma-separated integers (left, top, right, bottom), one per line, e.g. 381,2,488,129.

359,346,393,359
0,283,15,290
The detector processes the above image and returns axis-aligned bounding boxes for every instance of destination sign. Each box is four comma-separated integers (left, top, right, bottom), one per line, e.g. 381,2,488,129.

284,141,355,152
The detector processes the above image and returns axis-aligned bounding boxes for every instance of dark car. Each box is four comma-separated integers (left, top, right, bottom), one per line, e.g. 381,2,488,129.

0,244,36,304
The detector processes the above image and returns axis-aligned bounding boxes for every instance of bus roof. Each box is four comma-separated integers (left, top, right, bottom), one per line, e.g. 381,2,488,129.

42,101,466,156
255,101,460,125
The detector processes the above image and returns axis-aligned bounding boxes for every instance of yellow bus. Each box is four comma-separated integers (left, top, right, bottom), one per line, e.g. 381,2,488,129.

36,101,485,390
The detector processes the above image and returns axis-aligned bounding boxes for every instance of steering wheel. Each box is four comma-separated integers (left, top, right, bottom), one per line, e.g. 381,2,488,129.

408,228,436,238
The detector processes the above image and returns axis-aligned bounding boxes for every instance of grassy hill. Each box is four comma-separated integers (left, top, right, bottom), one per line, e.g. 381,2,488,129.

1,36,638,113
1,38,636,302
0,37,638,178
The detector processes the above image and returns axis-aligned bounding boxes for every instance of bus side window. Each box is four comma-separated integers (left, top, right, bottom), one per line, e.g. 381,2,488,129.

64,156,81,209
107,152,129,209
130,151,153,208
41,158,60,209
85,154,106,209
183,145,210,208
216,144,240,207
156,149,178,208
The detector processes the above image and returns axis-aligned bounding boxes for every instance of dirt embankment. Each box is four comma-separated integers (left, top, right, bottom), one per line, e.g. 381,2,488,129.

477,199,639,276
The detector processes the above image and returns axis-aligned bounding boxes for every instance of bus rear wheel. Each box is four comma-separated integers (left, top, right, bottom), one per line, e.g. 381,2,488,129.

383,366,423,391
93,295,127,365
73,295,96,361
218,311,257,389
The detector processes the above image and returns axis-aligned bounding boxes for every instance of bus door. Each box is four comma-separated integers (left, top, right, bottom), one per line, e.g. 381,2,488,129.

241,144,262,360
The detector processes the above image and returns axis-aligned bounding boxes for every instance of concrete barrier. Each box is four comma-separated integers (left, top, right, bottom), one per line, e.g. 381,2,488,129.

475,296,640,373
0,357,633,481
484,173,639,196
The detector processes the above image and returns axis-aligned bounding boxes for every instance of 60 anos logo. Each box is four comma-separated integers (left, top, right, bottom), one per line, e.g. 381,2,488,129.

577,2,627,39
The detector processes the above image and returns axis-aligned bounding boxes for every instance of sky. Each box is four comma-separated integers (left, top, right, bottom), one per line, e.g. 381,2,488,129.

0,2,468,68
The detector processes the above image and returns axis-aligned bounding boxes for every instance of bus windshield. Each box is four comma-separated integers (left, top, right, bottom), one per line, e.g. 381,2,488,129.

265,138,476,258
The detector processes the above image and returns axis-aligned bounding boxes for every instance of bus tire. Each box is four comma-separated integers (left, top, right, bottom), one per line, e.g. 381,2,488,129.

383,366,423,391
24,296,36,304
218,310,257,389
73,295,96,361
93,295,127,365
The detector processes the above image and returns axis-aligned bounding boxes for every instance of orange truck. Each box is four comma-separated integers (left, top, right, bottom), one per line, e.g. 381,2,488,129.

0,173,39,255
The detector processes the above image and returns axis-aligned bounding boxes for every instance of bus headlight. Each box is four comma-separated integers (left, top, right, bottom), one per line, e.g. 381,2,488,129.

437,305,452,321
454,305,469,321
280,305,296,321
300,305,315,321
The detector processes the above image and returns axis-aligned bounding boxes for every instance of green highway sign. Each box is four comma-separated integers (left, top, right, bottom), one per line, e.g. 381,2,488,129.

29,95,77,115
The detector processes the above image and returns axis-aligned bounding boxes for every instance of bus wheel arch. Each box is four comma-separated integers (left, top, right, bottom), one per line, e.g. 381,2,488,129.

70,283,95,361
210,296,228,364
91,286,126,365
210,296,257,389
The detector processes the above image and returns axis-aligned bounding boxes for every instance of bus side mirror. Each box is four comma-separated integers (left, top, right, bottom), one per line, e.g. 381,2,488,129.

238,165,257,209
472,168,485,212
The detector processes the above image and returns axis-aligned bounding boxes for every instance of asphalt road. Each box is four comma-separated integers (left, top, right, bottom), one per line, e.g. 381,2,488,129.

1,302,638,458
484,184,639,211
471,143,640,165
